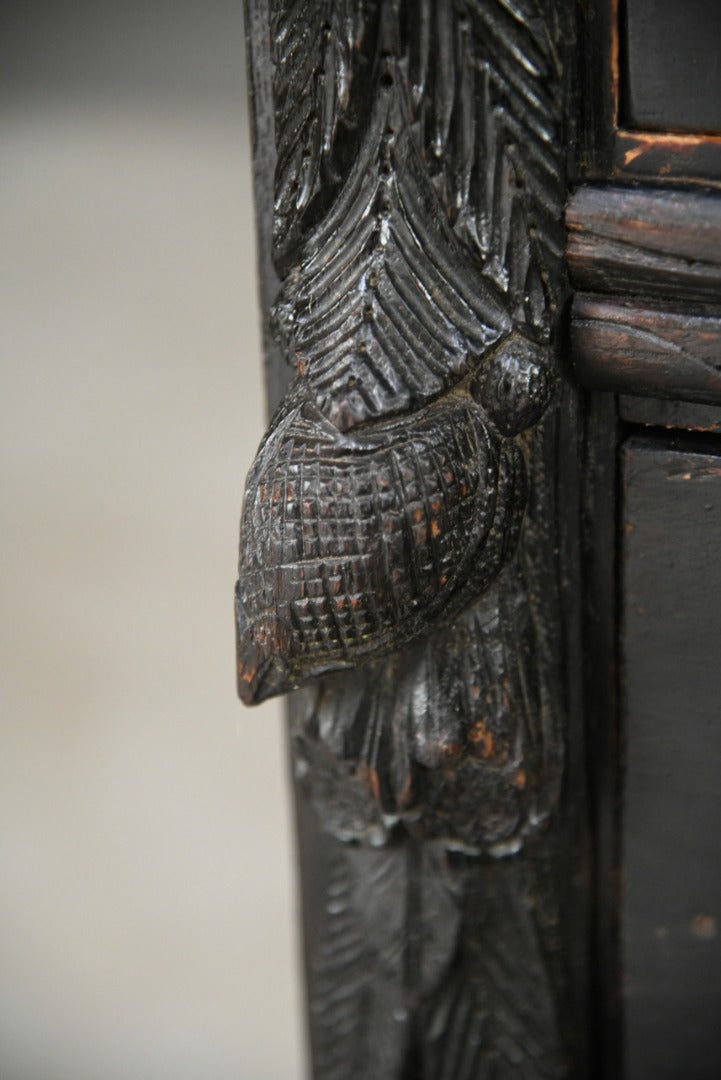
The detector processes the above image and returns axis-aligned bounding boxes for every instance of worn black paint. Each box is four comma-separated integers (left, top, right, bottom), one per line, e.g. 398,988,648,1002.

579,391,622,1080
566,186,721,306
568,6,721,1077
570,294,721,406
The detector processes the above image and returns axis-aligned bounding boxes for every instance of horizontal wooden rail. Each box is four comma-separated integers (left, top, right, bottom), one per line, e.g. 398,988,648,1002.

570,294,721,404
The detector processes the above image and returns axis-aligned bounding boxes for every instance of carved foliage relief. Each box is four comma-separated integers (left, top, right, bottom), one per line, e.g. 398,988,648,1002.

238,1,574,1073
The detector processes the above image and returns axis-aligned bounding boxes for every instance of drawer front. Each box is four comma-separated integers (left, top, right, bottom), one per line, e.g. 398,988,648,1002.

621,435,721,1078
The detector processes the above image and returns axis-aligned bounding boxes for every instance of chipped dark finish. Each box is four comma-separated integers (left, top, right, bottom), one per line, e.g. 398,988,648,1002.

566,185,721,304
239,0,568,698
568,4,721,1076
570,294,721,405
566,185,721,413
240,1,586,1076
236,338,549,704
612,131,721,184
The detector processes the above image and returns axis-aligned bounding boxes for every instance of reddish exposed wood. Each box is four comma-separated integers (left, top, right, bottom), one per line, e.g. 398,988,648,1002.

566,186,721,303
609,0,620,127
570,294,721,404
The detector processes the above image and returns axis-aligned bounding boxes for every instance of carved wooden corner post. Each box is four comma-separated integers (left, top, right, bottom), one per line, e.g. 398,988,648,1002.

239,1,587,1076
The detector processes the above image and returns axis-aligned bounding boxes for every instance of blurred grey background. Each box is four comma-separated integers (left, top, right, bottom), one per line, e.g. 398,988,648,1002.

0,3,304,1078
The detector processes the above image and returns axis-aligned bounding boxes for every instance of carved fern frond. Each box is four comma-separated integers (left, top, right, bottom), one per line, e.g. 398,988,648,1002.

241,0,575,1072
293,546,563,855
271,0,367,264
272,85,514,431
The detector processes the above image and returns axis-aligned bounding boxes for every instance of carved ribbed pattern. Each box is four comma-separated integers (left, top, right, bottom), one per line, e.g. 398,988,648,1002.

272,102,514,430
405,0,566,309
293,555,562,855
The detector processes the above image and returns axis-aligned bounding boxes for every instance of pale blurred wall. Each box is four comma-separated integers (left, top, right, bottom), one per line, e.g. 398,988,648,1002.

0,4,304,1078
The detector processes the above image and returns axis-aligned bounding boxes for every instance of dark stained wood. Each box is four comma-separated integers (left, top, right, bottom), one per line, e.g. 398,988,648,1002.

570,294,721,404
238,0,721,1075
622,0,721,135
244,0,286,415
574,0,721,184
569,7,721,1077
566,185,721,303
621,435,721,1079
239,2,588,1076
619,396,721,434
612,130,721,184
574,0,615,179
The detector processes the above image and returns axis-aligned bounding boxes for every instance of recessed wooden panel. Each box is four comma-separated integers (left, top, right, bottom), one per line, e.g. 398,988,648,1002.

623,0,721,134
621,436,721,1079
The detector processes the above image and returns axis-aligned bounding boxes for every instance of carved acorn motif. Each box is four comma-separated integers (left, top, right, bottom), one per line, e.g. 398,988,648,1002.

236,332,551,704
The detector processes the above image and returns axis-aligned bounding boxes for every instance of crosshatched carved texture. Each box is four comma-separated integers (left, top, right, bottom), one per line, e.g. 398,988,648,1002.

236,364,534,703
239,1,578,1076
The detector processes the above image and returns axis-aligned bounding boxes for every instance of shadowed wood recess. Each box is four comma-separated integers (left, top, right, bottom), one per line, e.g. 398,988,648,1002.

239,2,586,1076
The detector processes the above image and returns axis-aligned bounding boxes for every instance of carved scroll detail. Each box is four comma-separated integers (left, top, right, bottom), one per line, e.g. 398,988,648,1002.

239,1,577,1074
